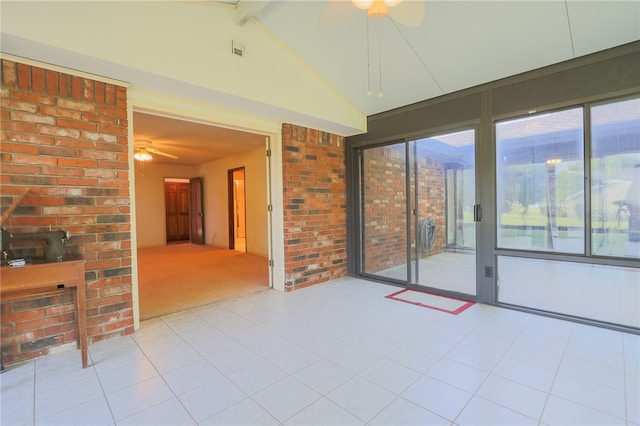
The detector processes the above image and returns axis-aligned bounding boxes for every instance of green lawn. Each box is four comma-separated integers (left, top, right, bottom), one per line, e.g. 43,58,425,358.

500,213,628,230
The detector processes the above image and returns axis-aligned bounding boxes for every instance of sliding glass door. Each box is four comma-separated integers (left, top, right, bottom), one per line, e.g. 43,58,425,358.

410,130,476,296
359,130,477,297
361,142,409,281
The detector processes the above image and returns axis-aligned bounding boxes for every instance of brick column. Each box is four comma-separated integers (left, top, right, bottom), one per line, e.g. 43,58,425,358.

1,60,133,366
282,124,347,290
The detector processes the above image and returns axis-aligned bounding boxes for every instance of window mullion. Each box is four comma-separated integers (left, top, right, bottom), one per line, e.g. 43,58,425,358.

584,105,592,257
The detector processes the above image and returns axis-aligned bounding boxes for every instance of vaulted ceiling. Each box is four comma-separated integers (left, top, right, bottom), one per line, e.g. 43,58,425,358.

247,0,639,116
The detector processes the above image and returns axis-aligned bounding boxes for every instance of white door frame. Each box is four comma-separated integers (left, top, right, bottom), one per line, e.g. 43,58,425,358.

127,88,285,330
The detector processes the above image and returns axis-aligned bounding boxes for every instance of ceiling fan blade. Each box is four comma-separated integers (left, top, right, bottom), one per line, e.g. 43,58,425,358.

389,0,424,27
147,147,178,159
317,0,356,30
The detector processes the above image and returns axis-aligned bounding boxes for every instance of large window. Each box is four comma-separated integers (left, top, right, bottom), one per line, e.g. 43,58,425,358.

591,97,640,258
496,107,585,253
495,97,639,330
496,97,640,259
348,48,638,330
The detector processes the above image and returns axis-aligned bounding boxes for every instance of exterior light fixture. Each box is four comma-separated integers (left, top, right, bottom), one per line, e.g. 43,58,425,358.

546,158,563,166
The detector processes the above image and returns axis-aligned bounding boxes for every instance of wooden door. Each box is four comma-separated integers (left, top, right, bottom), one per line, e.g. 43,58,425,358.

189,177,204,244
165,182,190,242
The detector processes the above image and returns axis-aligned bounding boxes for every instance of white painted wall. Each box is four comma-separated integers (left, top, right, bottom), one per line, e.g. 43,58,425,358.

242,146,269,257
0,1,365,136
133,145,268,256
197,145,269,257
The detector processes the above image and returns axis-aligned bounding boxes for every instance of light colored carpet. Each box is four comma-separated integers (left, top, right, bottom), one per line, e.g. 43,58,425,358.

137,244,269,319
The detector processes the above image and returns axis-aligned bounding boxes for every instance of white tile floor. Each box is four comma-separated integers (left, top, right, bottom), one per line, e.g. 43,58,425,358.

2,277,639,426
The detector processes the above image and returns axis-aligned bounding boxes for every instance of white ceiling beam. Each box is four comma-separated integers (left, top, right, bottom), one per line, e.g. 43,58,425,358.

236,0,270,25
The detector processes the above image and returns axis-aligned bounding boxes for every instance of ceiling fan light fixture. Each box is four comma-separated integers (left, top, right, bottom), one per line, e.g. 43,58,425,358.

134,148,153,162
352,0,374,10
353,0,403,17
367,0,388,17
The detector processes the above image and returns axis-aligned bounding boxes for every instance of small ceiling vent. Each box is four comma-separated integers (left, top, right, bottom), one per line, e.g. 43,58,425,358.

232,40,245,57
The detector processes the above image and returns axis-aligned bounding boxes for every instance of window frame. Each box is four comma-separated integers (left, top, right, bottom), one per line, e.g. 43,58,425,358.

493,95,640,269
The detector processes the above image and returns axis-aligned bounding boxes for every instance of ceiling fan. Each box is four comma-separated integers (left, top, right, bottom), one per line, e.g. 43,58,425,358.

318,0,425,98
319,0,425,29
133,140,178,162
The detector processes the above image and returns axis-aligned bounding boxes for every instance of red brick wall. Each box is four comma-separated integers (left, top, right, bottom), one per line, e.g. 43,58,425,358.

415,153,446,255
362,144,408,272
282,123,347,290
362,144,445,275
1,60,133,366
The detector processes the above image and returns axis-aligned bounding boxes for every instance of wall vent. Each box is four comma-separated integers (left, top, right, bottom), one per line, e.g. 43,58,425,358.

232,40,245,57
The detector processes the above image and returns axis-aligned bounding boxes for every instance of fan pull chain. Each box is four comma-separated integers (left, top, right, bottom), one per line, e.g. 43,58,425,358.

367,17,372,96
366,15,384,98
379,62,383,98
378,18,383,98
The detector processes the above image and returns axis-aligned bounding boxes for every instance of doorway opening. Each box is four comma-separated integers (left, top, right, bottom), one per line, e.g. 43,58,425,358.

228,168,246,252
133,110,273,320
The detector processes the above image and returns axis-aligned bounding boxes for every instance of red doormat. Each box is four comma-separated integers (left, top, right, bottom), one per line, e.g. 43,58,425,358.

385,289,475,315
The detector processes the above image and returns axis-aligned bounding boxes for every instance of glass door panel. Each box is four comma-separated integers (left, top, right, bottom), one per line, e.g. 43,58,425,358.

361,142,408,281
410,130,477,296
